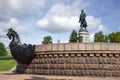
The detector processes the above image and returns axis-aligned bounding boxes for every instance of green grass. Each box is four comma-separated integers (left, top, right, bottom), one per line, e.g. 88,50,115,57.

0,60,16,71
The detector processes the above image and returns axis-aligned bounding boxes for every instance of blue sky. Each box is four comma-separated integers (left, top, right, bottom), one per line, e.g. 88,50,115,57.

0,0,120,47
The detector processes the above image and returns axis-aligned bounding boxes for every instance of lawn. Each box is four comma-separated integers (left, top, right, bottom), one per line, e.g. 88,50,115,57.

0,60,16,71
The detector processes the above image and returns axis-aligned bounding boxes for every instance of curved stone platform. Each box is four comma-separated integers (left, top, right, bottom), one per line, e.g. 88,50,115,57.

16,43,120,76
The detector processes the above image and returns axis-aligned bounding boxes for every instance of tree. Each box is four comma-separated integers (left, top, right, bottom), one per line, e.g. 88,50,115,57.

69,29,77,42
42,36,53,44
94,31,120,43
108,32,120,43
94,31,106,42
108,32,115,42
0,43,8,56
104,35,108,42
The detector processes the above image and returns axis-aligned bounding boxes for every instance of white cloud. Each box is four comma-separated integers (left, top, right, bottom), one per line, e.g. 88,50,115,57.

0,0,46,46
36,0,106,43
86,16,101,29
98,24,104,31
36,15,79,32
89,33,94,42
0,18,26,46
48,3,79,17
0,0,46,21
0,0,47,46
36,0,88,33
36,1,104,33
0,0,108,45
6,18,26,33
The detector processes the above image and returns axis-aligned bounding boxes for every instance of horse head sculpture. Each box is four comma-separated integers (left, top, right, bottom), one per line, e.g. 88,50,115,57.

7,28,35,64
7,28,21,47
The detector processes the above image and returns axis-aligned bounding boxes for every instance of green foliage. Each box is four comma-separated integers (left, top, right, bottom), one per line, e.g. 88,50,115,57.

0,60,16,71
94,31,106,42
69,29,77,42
42,36,53,44
0,54,13,60
108,32,115,42
108,32,120,43
0,43,8,56
104,35,108,42
94,31,120,43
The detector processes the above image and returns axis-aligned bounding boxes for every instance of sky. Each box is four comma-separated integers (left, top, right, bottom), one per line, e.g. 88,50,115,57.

0,0,120,47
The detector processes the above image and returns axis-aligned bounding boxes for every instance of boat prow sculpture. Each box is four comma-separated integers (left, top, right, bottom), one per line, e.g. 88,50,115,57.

7,28,36,64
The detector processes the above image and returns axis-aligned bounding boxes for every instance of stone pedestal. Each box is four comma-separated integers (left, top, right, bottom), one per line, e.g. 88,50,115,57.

78,29,90,42
16,43,120,76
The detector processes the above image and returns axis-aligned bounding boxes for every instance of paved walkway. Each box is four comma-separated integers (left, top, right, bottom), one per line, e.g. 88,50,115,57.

0,72,120,80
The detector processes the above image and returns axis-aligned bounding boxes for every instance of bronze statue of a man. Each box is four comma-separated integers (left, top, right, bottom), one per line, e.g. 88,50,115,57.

79,10,87,30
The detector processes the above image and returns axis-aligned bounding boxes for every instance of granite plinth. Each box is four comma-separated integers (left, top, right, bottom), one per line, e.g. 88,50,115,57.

16,43,120,76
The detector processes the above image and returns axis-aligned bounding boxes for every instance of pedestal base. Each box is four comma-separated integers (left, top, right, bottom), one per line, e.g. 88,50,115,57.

78,29,90,42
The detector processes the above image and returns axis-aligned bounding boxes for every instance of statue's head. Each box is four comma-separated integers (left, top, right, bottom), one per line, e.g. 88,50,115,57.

81,10,84,13
6,28,14,40
8,28,13,32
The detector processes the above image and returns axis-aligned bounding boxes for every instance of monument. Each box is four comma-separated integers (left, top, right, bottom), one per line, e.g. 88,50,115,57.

6,14,120,76
78,10,90,42
6,28,36,64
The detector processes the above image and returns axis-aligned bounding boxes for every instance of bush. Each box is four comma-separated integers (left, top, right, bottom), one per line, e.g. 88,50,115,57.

0,43,8,56
0,54,13,60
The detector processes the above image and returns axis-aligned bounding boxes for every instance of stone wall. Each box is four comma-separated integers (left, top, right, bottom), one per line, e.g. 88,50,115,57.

16,43,120,76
